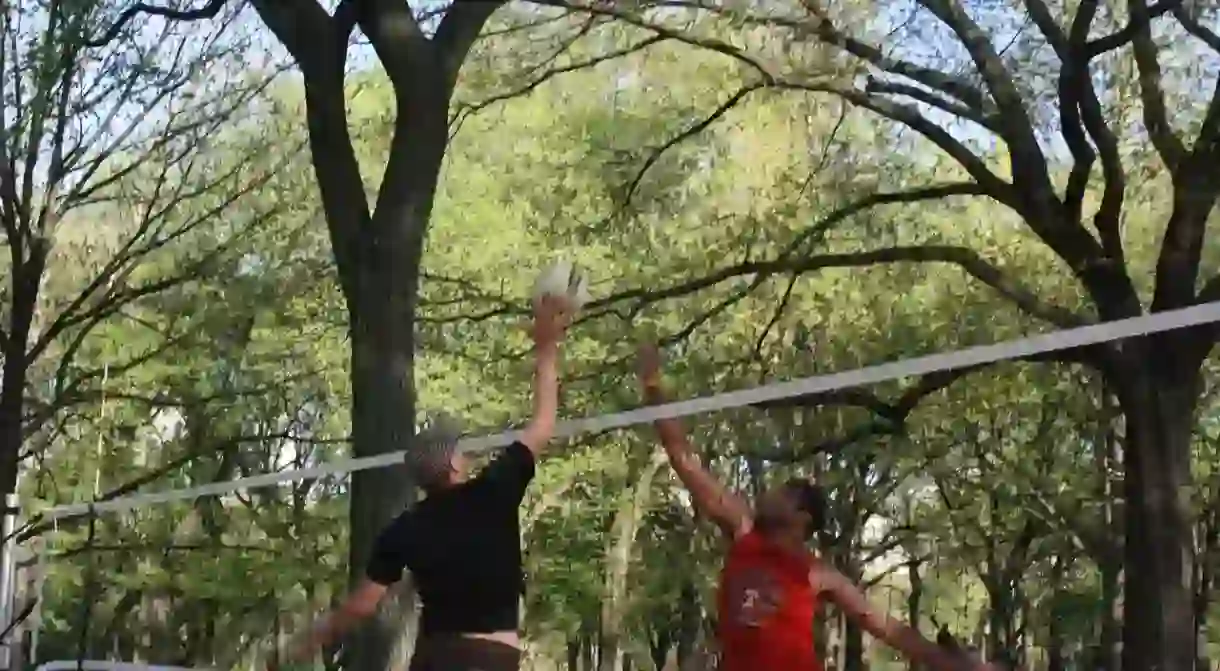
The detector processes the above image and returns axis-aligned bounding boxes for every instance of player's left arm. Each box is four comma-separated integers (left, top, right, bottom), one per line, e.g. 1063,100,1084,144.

814,565,977,671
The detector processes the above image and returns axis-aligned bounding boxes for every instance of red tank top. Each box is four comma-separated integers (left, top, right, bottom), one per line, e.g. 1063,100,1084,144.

717,530,822,671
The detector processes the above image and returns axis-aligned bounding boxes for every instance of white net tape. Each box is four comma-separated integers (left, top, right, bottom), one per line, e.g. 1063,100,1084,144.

40,299,1220,519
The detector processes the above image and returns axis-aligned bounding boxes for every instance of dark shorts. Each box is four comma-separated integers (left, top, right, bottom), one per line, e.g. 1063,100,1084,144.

409,636,522,671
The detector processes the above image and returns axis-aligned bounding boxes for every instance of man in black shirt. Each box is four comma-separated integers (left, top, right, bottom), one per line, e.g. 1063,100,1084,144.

274,296,569,671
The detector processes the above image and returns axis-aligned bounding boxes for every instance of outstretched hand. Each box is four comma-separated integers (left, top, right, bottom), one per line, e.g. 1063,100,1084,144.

531,294,571,348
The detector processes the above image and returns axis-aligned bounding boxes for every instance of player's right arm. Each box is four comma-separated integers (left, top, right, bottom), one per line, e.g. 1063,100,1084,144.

637,344,753,540
275,580,387,668
272,519,410,669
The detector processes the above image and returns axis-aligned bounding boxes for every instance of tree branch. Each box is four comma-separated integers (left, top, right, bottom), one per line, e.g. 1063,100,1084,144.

622,83,764,205
1127,0,1187,170
1044,0,1127,266
84,0,230,47
916,0,1049,185
1086,0,1184,56
800,0,990,114
1173,5,1220,53
773,80,1016,205
434,0,510,93
746,345,1096,463
354,0,428,87
615,244,1085,328
449,33,670,135
531,0,774,81
864,77,999,133
416,182,1002,328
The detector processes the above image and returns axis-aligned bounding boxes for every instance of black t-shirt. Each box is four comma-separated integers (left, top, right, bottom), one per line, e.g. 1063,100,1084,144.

366,441,536,635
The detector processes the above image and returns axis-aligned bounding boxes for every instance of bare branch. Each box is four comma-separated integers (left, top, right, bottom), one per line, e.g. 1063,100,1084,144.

1086,0,1184,56
85,0,230,47
864,76,999,133
613,244,1084,328
420,183,1004,327
916,0,1053,194
1128,0,1187,170
434,0,510,92
1173,5,1220,52
772,79,1016,204
663,0,993,113
622,83,764,204
531,0,774,80
450,34,669,135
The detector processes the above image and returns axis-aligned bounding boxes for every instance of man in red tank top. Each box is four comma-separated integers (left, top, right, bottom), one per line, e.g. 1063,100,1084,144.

637,345,998,671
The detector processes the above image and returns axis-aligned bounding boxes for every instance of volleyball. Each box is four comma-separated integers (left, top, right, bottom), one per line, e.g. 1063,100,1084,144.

532,260,590,311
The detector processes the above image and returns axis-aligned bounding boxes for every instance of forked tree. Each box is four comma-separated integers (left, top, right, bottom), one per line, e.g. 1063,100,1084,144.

86,0,516,668
0,0,280,599
531,1,1219,670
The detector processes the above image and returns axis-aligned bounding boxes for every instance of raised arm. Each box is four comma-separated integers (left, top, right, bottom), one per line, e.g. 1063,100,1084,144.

815,566,982,671
519,295,569,457
273,580,387,669
637,344,752,539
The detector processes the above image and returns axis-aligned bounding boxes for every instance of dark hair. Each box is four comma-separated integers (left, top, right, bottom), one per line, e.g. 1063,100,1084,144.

784,477,826,538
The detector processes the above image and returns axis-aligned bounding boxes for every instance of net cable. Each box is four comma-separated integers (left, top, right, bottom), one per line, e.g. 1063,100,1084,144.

42,300,1220,520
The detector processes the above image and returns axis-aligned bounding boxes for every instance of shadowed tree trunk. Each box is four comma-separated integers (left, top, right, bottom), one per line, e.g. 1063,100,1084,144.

538,2,1220,668
87,1,506,669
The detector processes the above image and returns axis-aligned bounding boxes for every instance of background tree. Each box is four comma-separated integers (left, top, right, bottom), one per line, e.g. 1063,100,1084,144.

20,2,1220,671
525,2,1220,669
0,0,286,594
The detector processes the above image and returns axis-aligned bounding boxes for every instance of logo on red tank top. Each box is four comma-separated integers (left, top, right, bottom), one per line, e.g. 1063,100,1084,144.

724,567,784,627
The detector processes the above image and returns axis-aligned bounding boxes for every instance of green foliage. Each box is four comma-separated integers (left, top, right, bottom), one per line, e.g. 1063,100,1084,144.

11,2,1220,671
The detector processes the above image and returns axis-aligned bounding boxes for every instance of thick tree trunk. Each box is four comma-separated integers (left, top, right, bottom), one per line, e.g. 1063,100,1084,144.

337,71,449,671
1116,361,1199,671
344,289,424,671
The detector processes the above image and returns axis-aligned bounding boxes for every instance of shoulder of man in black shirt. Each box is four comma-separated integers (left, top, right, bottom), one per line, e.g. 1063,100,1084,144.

472,440,537,507
365,440,537,587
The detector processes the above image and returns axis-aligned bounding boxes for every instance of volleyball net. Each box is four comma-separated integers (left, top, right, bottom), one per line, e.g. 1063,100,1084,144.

3,301,1219,669
13,475,352,671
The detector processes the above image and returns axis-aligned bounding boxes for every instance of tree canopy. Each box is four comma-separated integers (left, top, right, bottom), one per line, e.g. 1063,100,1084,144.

1,1,1218,671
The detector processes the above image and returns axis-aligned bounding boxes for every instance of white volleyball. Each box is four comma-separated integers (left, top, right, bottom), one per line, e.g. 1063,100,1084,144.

532,260,590,311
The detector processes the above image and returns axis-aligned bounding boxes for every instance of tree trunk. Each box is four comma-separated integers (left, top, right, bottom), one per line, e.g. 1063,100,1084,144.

1095,399,1122,671
337,70,450,671
600,454,666,671
906,558,922,671
1046,557,1065,671
242,4,502,667
840,613,865,671
580,629,594,671
344,294,423,671
675,578,701,667
1116,361,1199,671
1191,502,1216,671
